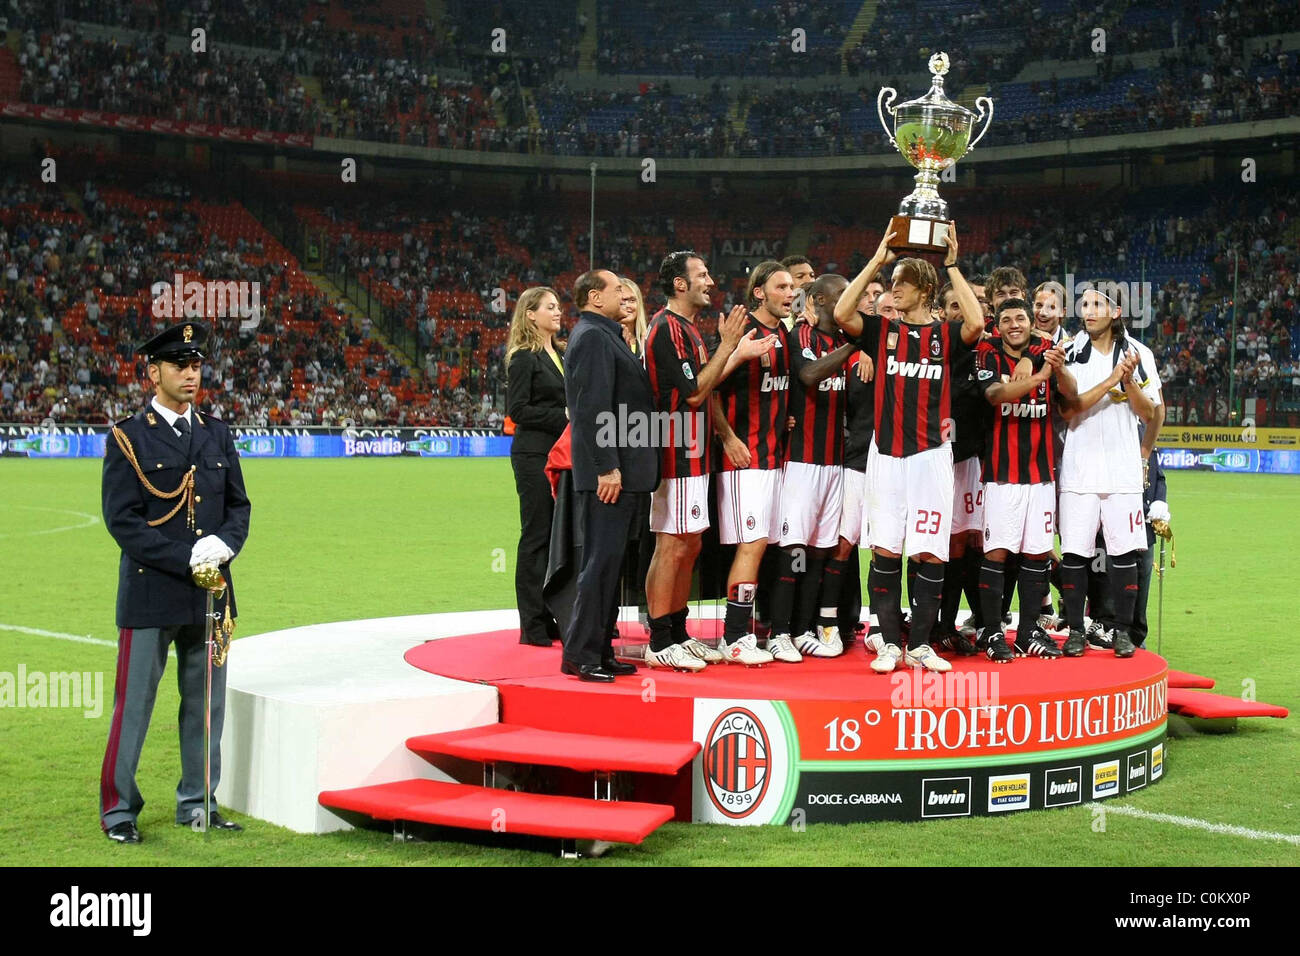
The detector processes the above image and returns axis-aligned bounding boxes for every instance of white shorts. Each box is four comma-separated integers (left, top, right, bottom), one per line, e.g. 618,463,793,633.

777,461,843,549
983,481,1057,555
838,467,867,545
866,441,954,561
650,474,710,535
716,468,782,544
952,456,984,535
1058,491,1147,557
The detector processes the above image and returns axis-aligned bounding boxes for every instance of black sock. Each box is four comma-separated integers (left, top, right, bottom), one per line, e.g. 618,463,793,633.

906,558,919,613
794,551,826,635
648,613,674,653
962,548,983,628
818,558,847,626
770,548,798,636
1018,557,1051,632
1049,557,1063,613
1001,553,1020,618
908,564,946,650
723,581,756,644
671,607,689,645
978,559,1005,634
868,554,903,647
837,548,862,635
1110,551,1140,630
1061,554,1089,632
939,557,964,631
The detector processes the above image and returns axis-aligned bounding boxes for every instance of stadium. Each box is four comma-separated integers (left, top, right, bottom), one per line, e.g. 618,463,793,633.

0,0,1296,895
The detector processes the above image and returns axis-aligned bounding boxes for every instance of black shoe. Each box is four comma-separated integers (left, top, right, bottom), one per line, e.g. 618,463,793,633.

519,635,554,647
105,821,141,844
1015,627,1063,659
937,625,979,656
602,656,637,676
560,660,615,682
1112,629,1136,658
1062,628,1087,657
984,629,1015,663
1085,621,1113,650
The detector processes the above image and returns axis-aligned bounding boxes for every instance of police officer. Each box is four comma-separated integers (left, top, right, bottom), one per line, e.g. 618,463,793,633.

99,321,252,843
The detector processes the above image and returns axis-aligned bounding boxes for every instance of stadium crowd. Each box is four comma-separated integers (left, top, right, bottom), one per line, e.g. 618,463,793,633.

0,163,504,428
4,0,1296,159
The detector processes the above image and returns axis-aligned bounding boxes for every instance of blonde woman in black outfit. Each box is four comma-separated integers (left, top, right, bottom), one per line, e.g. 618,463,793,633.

506,287,568,646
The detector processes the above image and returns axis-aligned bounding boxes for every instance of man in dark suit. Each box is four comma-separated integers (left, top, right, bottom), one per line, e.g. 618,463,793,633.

562,270,659,681
99,321,252,842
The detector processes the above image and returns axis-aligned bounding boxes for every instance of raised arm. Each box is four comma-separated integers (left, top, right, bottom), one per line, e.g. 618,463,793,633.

834,228,897,339
940,226,984,346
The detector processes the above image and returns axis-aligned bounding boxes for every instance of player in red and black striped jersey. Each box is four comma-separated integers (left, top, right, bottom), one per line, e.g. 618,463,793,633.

646,307,713,480
770,274,857,658
832,225,985,674
714,260,795,664
928,282,993,656
643,250,775,673
836,289,886,650
975,297,1078,661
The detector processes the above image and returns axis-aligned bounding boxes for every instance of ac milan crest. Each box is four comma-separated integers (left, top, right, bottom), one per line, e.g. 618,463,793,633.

703,707,772,819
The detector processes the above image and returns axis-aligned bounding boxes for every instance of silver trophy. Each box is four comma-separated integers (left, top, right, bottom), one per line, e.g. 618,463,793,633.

877,52,993,251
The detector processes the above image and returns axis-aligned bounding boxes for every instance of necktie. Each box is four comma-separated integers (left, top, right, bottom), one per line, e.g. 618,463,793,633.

175,415,191,451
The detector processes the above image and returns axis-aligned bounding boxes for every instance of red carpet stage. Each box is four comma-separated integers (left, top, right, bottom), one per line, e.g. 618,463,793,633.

404,626,1171,824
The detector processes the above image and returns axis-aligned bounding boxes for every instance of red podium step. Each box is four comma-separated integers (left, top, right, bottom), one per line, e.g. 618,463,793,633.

1168,670,1215,689
407,724,700,775
319,779,674,844
1166,689,1289,719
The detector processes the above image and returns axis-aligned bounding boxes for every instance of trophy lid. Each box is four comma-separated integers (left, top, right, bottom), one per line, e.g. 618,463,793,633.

896,52,976,118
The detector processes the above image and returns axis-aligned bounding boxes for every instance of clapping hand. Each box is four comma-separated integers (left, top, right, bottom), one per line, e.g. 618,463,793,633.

718,305,749,350
735,328,777,362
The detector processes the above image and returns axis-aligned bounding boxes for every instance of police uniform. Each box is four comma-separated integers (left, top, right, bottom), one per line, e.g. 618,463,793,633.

99,322,252,841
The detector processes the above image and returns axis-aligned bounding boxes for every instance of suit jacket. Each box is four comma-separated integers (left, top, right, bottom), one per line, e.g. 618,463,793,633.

564,310,659,493
507,347,568,455
102,405,252,628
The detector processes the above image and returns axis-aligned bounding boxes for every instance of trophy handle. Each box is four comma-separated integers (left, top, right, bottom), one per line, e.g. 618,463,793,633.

965,95,994,154
876,88,898,149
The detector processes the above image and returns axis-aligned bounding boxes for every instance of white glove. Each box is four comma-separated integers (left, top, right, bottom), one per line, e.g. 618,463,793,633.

1147,500,1170,524
189,535,234,568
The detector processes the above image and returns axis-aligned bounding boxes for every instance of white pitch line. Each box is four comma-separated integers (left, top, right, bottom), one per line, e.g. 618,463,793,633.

0,623,117,648
1096,803,1300,845
0,506,99,538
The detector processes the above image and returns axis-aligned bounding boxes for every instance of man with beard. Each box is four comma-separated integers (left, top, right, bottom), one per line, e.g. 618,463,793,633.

643,250,774,671
715,260,795,664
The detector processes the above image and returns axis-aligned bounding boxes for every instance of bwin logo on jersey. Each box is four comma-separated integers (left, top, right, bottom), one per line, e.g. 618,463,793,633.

1000,402,1047,418
760,373,789,393
818,376,846,391
886,356,942,380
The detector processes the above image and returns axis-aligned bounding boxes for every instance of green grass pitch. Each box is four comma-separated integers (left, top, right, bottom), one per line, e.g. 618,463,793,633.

1,459,1297,866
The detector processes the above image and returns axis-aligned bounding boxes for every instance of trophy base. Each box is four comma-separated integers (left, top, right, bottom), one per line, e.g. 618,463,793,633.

887,215,952,253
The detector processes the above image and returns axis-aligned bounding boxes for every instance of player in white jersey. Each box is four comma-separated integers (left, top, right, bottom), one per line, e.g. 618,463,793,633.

1057,284,1163,658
